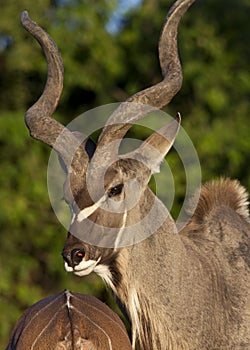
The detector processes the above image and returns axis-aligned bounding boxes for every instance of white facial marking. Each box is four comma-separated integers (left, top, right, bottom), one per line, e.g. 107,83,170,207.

73,257,101,277
64,261,73,272
70,210,76,225
114,210,127,249
77,195,107,222
68,200,77,225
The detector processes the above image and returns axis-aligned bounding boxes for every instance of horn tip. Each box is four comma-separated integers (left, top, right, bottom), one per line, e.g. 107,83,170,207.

20,10,29,25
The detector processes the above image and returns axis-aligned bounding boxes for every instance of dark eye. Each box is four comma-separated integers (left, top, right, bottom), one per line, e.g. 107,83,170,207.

108,184,123,198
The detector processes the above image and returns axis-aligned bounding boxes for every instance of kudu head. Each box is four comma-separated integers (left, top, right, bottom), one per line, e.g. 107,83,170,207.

21,0,195,283
6,290,132,350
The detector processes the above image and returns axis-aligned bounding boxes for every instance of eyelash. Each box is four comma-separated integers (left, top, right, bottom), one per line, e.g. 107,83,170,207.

108,184,123,198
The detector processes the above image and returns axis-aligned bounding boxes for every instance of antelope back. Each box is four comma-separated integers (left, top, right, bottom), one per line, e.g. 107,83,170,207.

6,290,132,350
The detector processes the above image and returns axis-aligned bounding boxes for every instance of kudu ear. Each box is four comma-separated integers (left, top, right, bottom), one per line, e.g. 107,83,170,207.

132,113,181,174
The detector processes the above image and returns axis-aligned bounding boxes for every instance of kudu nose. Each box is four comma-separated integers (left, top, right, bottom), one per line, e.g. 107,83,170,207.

62,248,85,268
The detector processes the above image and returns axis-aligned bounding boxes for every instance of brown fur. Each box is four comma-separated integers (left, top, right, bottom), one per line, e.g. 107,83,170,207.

6,290,132,350
186,178,249,226
110,179,250,349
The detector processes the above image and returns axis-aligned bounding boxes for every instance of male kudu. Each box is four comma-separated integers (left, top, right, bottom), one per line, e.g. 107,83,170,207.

21,0,250,349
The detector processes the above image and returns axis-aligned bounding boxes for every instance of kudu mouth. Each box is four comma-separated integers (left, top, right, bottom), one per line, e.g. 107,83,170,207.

62,248,102,276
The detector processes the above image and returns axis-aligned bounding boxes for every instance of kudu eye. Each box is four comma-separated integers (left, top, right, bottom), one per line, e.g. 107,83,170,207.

108,184,124,198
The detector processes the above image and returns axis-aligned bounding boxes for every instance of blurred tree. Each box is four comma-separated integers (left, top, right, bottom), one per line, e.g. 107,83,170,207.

0,0,52,110
0,0,249,346
0,0,122,112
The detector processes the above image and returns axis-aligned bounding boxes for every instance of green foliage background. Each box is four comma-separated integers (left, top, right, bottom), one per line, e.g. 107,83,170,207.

0,0,249,346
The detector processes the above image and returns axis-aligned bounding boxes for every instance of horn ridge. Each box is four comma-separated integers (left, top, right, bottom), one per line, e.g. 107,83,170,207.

21,11,89,172
96,0,195,159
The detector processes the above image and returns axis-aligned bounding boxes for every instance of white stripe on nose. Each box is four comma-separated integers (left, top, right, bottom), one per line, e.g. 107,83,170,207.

77,195,107,222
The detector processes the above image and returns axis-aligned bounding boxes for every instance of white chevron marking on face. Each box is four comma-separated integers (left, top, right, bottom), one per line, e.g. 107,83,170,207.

64,257,102,276
77,195,107,222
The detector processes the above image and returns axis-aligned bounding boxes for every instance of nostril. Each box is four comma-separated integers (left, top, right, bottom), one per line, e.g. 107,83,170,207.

71,249,85,266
